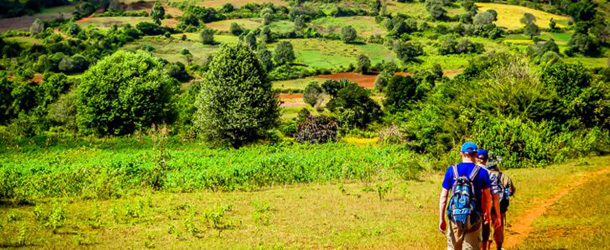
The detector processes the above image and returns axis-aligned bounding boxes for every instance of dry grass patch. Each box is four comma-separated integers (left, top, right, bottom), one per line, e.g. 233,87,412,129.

205,19,261,32
77,16,179,28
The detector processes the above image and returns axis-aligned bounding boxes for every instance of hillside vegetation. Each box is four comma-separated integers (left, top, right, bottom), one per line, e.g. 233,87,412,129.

0,0,609,247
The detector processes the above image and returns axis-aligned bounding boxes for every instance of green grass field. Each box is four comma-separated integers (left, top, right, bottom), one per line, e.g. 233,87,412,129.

271,38,395,69
2,36,41,48
0,136,607,249
311,16,386,37
274,77,326,90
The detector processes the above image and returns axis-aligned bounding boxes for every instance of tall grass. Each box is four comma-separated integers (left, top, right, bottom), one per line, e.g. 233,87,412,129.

0,138,424,202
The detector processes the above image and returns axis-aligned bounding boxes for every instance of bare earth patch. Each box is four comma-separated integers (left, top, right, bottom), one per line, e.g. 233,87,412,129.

504,167,610,249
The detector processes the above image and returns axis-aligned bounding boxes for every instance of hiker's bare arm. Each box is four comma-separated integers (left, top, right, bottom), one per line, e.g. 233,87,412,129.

492,194,501,218
438,188,449,233
492,193,502,229
482,188,492,224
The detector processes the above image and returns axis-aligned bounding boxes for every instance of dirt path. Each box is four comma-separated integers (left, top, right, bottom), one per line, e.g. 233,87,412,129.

504,166,610,249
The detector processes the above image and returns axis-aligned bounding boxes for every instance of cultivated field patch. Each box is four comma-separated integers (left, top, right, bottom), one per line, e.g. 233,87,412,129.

0,6,74,33
205,19,262,32
122,35,238,63
274,38,395,69
476,3,569,30
76,16,179,29
311,16,386,37
195,0,288,8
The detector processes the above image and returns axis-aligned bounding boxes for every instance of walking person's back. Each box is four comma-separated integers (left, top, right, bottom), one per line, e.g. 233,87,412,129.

482,152,516,250
438,142,498,250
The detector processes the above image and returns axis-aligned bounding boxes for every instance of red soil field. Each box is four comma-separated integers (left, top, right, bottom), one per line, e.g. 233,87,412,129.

316,72,377,88
279,93,304,108
309,69,464,89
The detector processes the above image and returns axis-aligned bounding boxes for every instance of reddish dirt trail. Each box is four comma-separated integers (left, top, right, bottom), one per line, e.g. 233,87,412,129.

504,167,610,249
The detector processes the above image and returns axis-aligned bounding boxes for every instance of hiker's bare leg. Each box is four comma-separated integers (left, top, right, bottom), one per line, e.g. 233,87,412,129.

494,213,505,250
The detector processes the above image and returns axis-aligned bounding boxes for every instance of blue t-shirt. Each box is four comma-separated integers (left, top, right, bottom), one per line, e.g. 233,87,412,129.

442,162,491,214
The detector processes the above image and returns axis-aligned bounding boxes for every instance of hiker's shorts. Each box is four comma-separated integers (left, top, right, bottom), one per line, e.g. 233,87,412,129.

446,219,482,250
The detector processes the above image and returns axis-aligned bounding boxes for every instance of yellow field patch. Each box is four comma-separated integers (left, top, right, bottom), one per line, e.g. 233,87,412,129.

342,137,378,145
476,3,569,30
503,39,534,44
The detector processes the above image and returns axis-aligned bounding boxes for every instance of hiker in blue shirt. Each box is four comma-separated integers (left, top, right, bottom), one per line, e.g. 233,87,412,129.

438,142,497,250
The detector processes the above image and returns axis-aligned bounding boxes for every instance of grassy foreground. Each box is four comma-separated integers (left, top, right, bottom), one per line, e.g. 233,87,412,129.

0,137,608,248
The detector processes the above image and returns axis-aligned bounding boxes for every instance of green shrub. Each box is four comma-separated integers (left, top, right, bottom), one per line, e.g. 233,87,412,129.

303,81,323,107
274,41,295,65
295,115,339,144
327,83,382,129
200,28,215,45
76,50,179,135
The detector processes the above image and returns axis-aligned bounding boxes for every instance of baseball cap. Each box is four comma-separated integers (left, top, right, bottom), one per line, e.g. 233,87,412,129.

477,149,489,160
460,142,477,153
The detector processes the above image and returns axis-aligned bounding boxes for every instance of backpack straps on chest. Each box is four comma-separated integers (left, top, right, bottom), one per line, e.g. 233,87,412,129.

468,164,481,181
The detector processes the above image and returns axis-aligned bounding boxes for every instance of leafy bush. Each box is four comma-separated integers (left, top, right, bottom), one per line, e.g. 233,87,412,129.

194,43,279,147
274,41,295,65
340,26,357,43
230,22,243,36
200,28,215,45
76,50,179,135
321,79,350,97
136,22,164,35
384,75,418,113
393,41,424,63
257,45,273,72
303,82,323,107
48,89,78,131
327,83,382,129
356,54,371,74
295,115,339,144
58,54,89,73
472,117,609,168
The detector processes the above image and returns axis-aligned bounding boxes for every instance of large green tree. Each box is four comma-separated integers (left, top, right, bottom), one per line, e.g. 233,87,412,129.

76,50,179,135
151,1,165,25
194,43,279,147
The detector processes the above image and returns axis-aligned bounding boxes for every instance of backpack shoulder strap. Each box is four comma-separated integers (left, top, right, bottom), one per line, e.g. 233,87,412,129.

452,165,459,179
469,164,481,181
